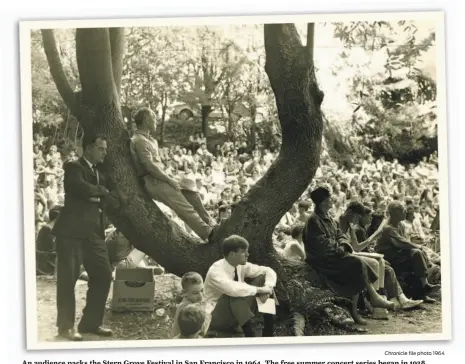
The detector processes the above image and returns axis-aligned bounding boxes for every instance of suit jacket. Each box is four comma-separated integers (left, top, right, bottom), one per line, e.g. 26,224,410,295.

52,157,111,239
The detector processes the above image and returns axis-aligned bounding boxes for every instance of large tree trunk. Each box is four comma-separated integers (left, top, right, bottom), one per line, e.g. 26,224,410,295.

42,24,350,334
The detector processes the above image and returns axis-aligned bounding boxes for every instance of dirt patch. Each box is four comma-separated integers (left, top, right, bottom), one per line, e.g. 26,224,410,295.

36,274,442,342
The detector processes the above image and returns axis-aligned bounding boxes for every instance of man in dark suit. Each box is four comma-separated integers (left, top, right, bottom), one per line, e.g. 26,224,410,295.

52,134,119,341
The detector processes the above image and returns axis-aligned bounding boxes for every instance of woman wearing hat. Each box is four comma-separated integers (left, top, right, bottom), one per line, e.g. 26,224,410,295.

302,187,395,325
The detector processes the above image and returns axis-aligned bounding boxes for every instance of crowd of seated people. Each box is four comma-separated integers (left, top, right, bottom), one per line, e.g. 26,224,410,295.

34,134,439,246
33,133,441,333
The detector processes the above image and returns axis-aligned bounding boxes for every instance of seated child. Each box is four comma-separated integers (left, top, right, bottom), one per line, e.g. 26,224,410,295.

173,303,207,339
296,201,311,223
171,272,210,338
282,224,306,261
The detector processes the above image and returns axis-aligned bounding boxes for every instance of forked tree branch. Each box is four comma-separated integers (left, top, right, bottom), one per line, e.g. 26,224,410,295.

212,23,324,264
41,29,79,116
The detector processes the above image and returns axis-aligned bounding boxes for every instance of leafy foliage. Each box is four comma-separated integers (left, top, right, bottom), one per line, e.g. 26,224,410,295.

31,21,438,162
31,29,82,154
326,20,438,164
121,27,192,142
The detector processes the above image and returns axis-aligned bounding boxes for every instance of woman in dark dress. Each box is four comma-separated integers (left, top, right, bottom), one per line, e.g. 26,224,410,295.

302,187,394,324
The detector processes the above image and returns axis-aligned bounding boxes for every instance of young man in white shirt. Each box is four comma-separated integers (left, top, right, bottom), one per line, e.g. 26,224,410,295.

204,235,277,337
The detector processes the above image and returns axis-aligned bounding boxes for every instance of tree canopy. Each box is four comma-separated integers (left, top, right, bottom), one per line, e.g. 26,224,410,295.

32,21,437,163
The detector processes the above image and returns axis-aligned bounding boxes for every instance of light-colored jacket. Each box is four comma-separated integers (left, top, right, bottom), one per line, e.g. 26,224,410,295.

130,130,164,178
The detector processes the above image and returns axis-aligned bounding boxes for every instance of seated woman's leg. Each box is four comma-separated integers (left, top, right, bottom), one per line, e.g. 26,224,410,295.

351,293,367,325
359,256,380,291
378,258,386,293
354,253,386,293
347,257,392,324
359,256,390,319
384,264,401,300
360,262,395,310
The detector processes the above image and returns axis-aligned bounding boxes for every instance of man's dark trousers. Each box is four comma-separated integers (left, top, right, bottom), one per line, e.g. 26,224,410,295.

56,232,112,331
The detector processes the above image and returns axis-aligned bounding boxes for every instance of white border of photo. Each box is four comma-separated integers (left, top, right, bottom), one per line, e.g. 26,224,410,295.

17,9,452,351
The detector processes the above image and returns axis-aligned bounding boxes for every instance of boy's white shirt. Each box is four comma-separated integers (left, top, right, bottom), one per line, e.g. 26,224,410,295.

204,258,277,314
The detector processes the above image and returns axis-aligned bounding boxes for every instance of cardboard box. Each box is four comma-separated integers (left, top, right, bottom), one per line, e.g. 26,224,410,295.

112,267,155,312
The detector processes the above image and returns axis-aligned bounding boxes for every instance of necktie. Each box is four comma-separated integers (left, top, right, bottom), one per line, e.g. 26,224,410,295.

92,165,100,185
234,267,238,282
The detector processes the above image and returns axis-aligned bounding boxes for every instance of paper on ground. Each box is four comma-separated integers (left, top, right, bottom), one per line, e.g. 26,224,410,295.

256,297,276,315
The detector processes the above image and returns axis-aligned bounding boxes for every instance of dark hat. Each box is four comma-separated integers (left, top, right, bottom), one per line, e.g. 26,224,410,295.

310,187,331,205
346,201,365,216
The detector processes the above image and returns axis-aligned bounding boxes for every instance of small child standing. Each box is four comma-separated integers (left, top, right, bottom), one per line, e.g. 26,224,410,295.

173,303,207,339
170,272,210,338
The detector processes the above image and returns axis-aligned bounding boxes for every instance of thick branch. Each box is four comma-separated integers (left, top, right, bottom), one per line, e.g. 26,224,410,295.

110,196,222,278
41,30,78,116
307,23,315,62
214,24,324,257
109,28,125,96
76,28,116,105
